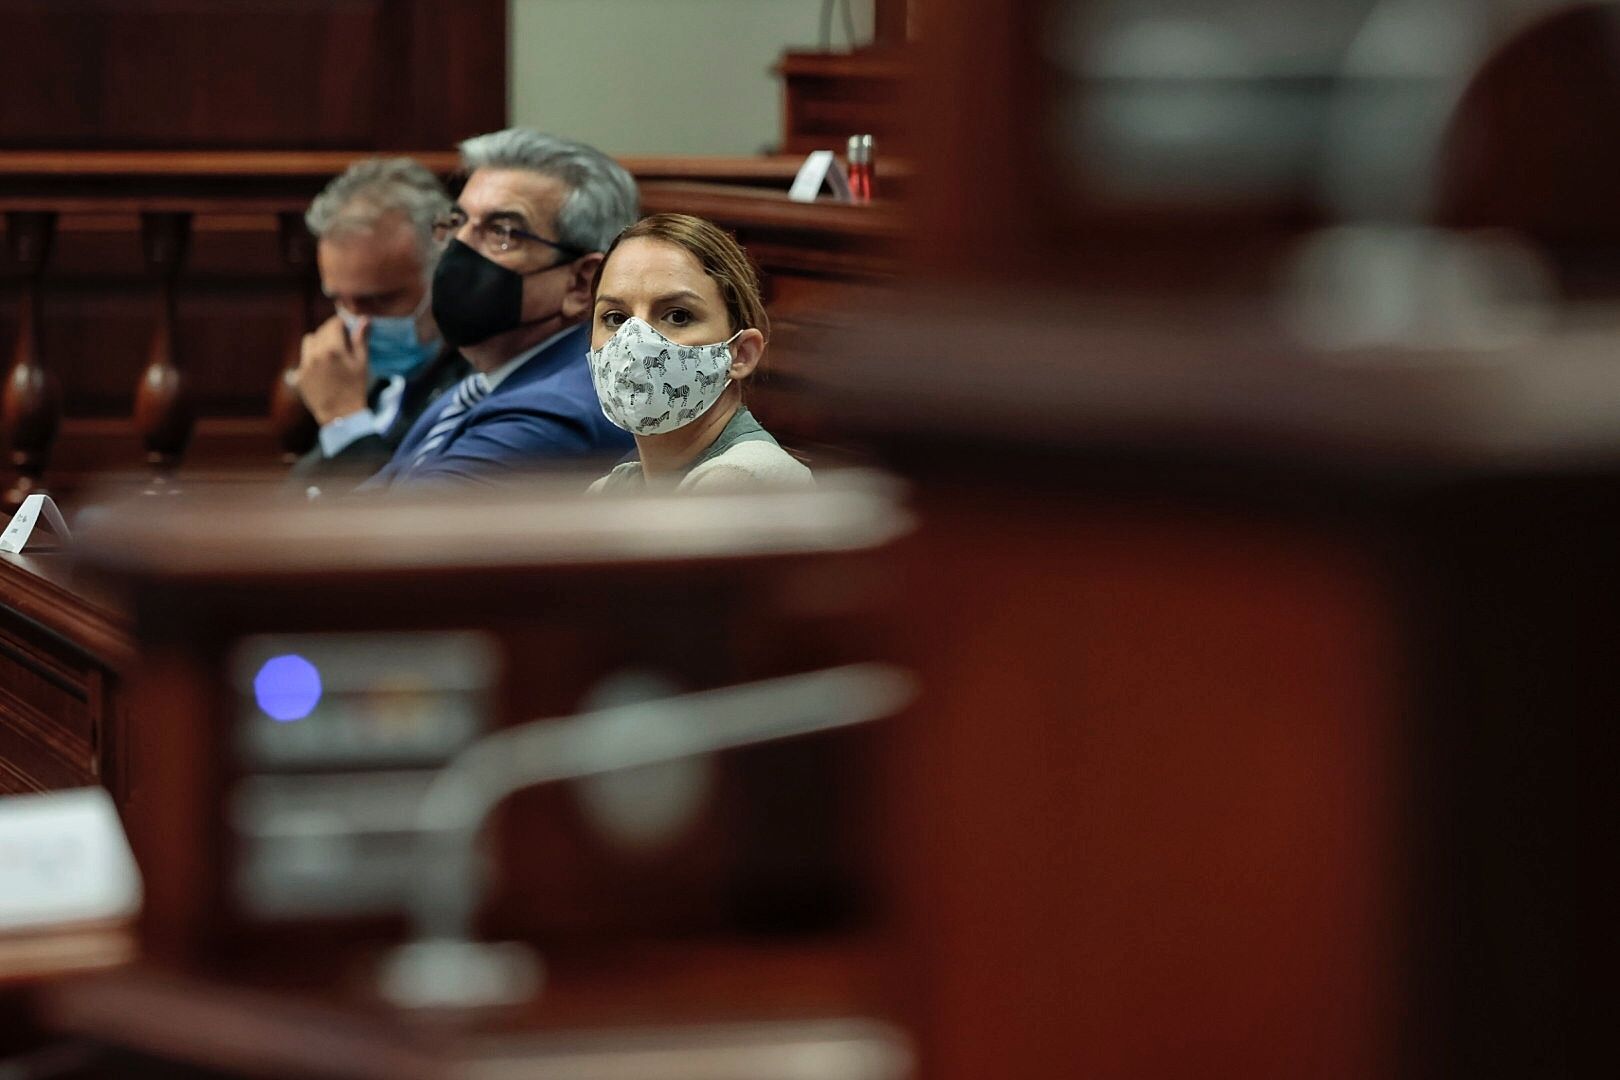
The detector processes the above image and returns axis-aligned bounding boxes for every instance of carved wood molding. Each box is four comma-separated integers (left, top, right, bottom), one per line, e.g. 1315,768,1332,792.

0,151,906,196
0,553,133,672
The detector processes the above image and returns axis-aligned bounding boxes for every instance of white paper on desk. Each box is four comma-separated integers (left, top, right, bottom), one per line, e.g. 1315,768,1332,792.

0,493,71,553
789,149,853,203
0,787,142,932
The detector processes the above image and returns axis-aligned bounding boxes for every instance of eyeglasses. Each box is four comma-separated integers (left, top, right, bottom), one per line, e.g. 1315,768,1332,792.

432,209,587,259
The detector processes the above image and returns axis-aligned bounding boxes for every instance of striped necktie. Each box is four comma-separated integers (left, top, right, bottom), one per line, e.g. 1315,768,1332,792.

408,371,490,470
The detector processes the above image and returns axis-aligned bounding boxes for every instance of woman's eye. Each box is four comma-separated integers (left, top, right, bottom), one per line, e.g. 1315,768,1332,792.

665,308,692,326
601,310,625,327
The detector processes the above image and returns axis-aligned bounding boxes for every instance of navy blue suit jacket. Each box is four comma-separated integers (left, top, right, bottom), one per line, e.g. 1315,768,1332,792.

365,323,631,489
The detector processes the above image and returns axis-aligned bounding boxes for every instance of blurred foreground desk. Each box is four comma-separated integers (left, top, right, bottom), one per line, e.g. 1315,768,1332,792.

13,478,915,1079
9,334,1616,1077
38,950,905,1080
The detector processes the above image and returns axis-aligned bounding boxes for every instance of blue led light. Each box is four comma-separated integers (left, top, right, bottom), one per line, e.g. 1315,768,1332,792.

254,654,322,722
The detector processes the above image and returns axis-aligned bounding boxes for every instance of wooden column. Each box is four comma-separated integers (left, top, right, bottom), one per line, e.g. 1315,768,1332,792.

2,211,60,510
133,212,194,492
268,212,318,463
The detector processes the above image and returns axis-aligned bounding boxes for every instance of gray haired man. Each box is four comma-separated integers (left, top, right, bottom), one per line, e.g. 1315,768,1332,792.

291,157,470,490
364,129,637,489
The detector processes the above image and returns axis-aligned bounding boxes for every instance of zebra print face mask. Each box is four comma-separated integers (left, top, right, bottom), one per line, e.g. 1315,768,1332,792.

587,317,743,435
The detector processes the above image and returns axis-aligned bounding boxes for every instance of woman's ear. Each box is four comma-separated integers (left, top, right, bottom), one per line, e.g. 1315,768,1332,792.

560,252,605,320
728,328,766,379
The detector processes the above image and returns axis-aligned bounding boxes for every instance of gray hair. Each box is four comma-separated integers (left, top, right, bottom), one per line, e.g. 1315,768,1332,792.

458,128,639,253
305,157,450,268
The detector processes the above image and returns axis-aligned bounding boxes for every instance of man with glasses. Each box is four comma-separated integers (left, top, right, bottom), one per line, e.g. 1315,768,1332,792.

291,158,470,493
364,129,636,489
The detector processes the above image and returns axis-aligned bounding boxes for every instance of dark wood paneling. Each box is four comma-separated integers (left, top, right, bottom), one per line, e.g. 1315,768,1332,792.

873,0,911,45
10,487,905,974
777,50,909,156
398,0,508,151
0,1,504,152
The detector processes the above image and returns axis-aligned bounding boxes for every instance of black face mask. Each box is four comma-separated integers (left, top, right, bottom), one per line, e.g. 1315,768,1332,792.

431,239,564,349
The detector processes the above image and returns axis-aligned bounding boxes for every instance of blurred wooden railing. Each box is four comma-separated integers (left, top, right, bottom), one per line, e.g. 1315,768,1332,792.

0,152,901,506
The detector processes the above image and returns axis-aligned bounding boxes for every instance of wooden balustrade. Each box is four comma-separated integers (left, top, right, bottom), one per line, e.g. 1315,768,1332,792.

0,153,899,502
2,212,59,509
134,212,193,491
269,211,320,462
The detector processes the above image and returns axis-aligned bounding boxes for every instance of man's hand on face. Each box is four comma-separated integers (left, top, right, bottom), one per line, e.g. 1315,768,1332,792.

295,314,371,425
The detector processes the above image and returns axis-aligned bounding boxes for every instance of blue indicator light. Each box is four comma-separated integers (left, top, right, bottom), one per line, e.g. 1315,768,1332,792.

254,654,323,722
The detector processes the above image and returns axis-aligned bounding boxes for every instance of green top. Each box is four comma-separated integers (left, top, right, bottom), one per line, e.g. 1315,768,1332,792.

588,407,806,493
685,407,780,472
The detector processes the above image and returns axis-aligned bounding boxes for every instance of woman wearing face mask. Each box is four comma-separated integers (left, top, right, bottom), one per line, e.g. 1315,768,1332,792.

586,214,812,492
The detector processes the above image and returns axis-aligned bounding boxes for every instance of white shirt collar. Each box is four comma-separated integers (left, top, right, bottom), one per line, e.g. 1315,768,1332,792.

483,324,580,392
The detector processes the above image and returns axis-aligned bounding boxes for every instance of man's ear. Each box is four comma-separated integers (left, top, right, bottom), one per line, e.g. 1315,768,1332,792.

728,328,766,380
560,252,604,320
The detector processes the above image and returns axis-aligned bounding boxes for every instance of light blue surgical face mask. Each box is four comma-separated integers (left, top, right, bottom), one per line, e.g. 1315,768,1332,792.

338,293,437,380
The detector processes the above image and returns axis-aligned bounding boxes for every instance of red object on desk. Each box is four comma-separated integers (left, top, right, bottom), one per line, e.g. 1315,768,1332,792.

847,135,875,204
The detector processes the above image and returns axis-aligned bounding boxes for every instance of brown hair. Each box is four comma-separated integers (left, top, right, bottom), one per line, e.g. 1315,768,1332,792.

593,213,770,340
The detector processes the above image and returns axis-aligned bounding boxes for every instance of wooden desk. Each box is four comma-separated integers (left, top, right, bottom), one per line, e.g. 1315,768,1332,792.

0,557,137,1055
0,551,131,801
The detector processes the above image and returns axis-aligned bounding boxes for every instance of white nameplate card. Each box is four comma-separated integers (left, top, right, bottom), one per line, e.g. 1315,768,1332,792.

0,787,142,932
0,492,71,553
789,149,853,203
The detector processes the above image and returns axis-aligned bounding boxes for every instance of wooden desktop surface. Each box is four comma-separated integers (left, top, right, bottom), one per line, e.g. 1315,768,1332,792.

38,939,902,1080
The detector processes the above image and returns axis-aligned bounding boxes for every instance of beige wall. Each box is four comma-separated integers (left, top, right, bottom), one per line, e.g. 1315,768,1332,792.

509,0,874,156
